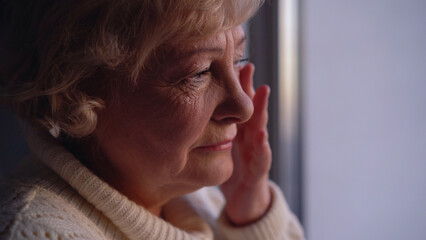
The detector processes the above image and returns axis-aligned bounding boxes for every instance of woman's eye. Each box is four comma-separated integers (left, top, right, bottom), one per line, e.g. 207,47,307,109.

182,69,210,87
192,69,210,79
234,58,249,68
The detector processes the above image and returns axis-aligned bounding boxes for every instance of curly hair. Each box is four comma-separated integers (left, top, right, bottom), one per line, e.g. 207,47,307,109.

0,0,264,138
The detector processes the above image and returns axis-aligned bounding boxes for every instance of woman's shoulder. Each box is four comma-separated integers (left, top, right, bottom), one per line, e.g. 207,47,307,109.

0,159,110,239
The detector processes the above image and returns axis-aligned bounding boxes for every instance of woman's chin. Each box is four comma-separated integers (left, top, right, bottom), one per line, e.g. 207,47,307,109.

185,152,234,187
205,161,234,186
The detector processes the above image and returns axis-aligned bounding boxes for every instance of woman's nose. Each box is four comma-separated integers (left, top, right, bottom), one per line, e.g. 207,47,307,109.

211,65,254,124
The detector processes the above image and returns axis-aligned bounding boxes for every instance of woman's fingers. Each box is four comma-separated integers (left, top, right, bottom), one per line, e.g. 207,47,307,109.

239,63,256,99
247,85,270,131
250,130,272,174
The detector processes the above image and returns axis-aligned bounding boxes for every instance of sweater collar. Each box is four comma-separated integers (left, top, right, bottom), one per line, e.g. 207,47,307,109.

25,126,213,240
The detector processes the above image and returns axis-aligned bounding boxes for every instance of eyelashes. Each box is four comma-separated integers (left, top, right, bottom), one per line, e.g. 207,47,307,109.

192,69,210,79
188,57,250,81
234,58,249,68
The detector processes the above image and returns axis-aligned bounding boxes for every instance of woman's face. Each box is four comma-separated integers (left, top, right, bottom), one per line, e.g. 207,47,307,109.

95,26,253,207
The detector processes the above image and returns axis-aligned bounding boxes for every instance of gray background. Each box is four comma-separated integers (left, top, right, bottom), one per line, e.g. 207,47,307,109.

0,105,29,176
302,0,426,239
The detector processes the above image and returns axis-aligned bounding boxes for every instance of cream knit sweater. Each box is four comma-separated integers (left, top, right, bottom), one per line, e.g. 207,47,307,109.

0,128,304,240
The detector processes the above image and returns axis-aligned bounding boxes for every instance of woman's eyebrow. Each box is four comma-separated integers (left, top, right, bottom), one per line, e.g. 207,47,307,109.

236,36,247,48
180,35,247,59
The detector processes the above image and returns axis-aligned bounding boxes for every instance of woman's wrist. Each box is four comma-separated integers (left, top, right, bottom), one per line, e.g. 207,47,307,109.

225,177,271,226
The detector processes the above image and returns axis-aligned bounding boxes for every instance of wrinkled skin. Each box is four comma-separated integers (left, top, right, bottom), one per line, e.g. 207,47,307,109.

94,26,272,224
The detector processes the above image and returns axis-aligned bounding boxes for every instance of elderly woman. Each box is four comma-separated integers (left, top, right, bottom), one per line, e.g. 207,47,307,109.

0,0,303,239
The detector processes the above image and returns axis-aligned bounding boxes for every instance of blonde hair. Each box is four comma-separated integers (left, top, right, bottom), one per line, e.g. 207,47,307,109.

1,0,264,138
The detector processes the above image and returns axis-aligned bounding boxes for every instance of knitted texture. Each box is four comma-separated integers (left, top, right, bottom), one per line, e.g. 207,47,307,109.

0,127,304,240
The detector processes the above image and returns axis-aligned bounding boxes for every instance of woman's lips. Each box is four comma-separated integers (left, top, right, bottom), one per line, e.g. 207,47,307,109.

197,140,234,151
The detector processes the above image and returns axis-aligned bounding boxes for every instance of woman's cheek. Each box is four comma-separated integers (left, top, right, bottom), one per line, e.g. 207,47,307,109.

177,80,209,105
136,82,211,144
161,88,206,128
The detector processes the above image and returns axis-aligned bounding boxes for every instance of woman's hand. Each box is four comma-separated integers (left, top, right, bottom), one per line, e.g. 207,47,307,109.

220,63,272,226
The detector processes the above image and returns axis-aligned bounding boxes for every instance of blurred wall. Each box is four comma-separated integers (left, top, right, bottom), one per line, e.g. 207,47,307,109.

302,0,426,239
0,105,29,177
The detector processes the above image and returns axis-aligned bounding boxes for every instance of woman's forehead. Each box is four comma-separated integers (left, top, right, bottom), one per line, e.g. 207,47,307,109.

173,26,246,58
